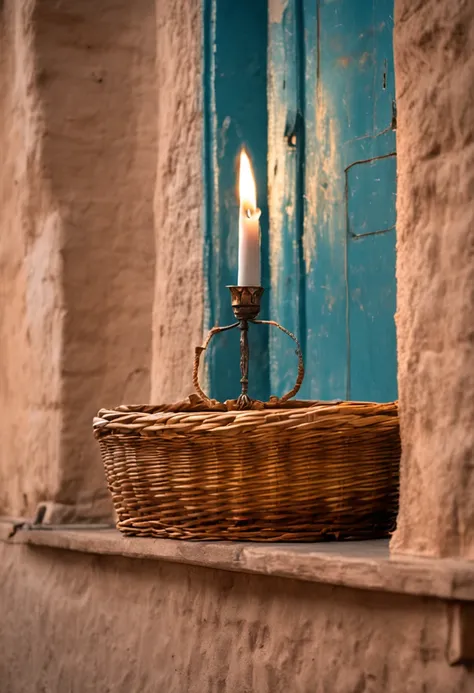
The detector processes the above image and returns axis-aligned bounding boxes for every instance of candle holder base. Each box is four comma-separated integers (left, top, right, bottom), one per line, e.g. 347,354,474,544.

193,286,305,408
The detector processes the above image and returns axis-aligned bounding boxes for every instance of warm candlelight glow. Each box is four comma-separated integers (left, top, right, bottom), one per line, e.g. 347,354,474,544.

239,149,257,212
237,148,261,287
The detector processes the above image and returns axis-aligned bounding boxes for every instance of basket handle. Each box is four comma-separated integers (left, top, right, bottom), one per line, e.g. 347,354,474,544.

253,319,304,403
193,322,239,405
193,320,304,407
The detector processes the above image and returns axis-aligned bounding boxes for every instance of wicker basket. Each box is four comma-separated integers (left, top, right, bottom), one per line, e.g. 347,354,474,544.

93,395,400,541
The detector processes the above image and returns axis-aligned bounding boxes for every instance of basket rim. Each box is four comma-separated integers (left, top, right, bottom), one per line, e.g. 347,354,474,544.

93,396,398,439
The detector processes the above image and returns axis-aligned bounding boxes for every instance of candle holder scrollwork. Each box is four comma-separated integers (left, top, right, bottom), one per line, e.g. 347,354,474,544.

193,286,305,409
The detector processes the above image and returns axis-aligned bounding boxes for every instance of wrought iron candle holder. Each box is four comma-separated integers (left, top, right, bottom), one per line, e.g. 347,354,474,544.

193,286,305,409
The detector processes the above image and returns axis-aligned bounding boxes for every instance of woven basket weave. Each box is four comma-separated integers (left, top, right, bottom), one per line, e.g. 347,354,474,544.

93,395,400,541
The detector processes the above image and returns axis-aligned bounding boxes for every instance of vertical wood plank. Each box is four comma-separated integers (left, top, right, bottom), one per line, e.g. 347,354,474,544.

268,0,306,399
203,0,269,403
301,0,397,401
303,0,349,400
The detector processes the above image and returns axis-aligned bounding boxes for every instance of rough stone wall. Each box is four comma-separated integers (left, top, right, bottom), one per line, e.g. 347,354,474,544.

151,0,204,403
0,0,157,519
1,543,472,693
0,0,63,518
391,0,474,558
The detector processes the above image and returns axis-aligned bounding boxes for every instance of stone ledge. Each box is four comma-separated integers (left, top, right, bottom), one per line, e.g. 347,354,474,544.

1,519,474,602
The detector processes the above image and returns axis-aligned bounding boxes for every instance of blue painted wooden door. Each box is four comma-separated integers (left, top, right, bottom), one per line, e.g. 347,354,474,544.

269,0,397,402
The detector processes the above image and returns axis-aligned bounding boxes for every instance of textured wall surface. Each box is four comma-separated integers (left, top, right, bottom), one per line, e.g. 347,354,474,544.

0,0,157,519
1,542,473,693
150,0,204,404
0,0,63,518
391,0,474,558
35,0,157,519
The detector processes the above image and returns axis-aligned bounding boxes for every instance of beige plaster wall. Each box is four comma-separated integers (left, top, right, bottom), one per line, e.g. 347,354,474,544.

0,0,157,520
0,0,63,518
391,0,474,558
35,0,157,519
1,542,472,693
151,0,204,404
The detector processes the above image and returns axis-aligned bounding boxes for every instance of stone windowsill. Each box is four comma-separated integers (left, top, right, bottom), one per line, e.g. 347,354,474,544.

1,519,474,603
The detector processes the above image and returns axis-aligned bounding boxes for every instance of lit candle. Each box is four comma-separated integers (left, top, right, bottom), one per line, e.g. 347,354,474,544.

238,149,261,287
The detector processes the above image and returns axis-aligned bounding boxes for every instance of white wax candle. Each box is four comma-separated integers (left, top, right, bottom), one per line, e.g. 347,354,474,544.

238,150,261,287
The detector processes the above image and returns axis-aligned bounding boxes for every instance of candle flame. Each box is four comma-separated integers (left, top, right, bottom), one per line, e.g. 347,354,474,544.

239,149,257,213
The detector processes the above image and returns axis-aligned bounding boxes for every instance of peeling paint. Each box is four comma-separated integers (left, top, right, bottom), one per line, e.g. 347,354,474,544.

218,115,231,159
268,0,397,401
304,84,342,275
268,0,289,26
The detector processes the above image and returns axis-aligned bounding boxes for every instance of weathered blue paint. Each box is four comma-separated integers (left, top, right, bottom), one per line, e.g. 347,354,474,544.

346,152,397,400
269,0,397,401
204,0,397,403
203,0,270,402
347,226,397,401
268,0,307,398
